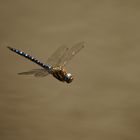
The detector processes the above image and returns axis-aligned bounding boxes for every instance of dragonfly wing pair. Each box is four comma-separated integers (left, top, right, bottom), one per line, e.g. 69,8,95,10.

18,42,85,77
18,69,49,77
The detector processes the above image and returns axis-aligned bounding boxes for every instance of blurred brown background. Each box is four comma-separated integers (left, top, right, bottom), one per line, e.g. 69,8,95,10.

0,0,140,140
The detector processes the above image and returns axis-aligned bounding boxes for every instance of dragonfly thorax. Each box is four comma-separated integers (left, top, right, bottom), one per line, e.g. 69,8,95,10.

51,66,73,83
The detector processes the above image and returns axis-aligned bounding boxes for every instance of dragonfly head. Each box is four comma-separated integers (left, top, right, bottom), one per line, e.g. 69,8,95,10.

65,73,73,83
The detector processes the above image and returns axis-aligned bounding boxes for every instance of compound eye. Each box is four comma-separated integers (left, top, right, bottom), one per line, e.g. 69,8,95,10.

65,73,73,83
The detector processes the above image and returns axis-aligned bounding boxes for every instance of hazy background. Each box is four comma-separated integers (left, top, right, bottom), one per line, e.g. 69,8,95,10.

0,0,140,140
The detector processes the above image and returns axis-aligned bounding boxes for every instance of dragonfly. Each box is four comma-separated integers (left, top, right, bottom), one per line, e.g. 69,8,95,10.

7,42,85,83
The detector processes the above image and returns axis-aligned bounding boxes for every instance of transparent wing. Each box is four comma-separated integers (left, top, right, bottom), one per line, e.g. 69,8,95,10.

46,45,69,66
18,69,49,77
58,41,85,66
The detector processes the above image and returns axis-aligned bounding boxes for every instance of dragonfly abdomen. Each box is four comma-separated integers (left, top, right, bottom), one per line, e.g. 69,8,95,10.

7,46,51,70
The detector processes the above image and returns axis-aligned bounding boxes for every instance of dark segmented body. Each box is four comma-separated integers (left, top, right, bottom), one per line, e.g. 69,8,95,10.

7,46,51,71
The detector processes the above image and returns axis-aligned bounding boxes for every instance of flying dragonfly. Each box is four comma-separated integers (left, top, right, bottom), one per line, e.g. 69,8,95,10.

7,42,85,83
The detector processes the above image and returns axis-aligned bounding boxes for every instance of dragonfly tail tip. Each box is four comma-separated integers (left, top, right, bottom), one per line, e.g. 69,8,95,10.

7,46,12,50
